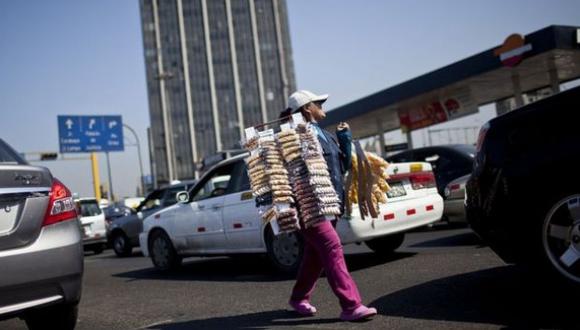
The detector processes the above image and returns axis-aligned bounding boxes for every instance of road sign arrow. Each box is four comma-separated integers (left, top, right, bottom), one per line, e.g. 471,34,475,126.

89,118,96,130
108,120,118,129
65,119,74,130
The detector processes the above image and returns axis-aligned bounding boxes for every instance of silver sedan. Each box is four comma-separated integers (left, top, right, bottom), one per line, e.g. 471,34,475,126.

0,139,83,329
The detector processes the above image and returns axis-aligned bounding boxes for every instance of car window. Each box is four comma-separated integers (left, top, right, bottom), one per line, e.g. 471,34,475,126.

0,139,26,165
191,163,235,202
139,190,164,211
227,160,251,194
77,200,102,217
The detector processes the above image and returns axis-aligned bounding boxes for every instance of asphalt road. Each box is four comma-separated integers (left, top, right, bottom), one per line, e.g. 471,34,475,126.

3,225,578,329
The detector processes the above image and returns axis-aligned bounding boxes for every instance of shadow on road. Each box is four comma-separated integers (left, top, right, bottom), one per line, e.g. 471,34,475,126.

95,250,144,259
146,309,342,330
408,231,484,248
113,252,415,283
370,265,579,328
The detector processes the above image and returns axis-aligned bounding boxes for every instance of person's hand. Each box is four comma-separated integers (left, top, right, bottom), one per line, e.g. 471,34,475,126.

337,122,350,131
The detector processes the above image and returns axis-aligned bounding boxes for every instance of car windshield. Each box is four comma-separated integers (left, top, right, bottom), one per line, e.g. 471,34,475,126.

78,200,102,217
139,190,164,211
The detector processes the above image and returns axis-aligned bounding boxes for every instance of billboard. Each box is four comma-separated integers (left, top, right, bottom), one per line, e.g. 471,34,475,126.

398,87,478,132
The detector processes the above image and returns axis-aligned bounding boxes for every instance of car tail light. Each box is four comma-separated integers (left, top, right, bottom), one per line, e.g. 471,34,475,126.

410,171,436,190
449,184,461,191
476,123,490,152
43,178,77,226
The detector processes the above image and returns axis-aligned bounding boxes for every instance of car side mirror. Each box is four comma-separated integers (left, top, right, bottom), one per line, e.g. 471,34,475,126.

176,191,189,204
137,212,144,220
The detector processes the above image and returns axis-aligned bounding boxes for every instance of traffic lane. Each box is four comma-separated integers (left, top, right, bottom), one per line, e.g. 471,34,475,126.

2,227,577,329
78,228,491,330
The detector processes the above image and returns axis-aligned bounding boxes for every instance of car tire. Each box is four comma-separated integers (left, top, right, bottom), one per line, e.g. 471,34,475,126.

24,303,78,330
112,232,133,257
265,226,303,274
365,232,405,254
538,193,580,287
149,230,182,272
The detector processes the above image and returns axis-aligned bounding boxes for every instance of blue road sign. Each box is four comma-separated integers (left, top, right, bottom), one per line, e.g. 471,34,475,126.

58,115,124,153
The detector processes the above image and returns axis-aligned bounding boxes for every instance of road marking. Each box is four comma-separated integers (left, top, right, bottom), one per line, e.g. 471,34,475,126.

136,319,173,329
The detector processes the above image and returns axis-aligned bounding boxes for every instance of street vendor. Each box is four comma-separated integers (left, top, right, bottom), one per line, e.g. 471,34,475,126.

281,90,377,321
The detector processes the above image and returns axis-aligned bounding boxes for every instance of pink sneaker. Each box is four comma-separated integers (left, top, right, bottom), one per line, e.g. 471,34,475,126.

288,300,317,316
340,305,377,321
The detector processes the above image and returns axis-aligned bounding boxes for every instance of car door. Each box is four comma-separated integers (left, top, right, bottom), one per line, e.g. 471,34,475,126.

221,160,263,251
173,162,235,253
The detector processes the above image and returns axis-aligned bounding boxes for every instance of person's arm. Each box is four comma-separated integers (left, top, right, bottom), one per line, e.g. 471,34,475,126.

336,123,352,173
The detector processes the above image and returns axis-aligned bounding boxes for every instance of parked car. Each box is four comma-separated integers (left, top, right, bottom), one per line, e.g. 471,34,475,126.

139,154,443,273
0,138,83,329
107,180,196,257
442,174,470,223
75,197,107,254
386,144,475,197
466,85,580,286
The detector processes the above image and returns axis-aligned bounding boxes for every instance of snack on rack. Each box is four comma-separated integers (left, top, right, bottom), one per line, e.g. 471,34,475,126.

288,123,342,228
346,147,390,219
243,129,301,234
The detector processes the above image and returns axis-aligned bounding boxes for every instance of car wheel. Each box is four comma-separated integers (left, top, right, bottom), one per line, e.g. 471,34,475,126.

112,232,133,257
149,230,182,271
265,226,303,274
25,303,78,330
365,232,405,254
541,194,580,285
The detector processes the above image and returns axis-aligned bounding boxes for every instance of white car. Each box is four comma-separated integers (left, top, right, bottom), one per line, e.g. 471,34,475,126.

75,198,107,254
139,154,443,272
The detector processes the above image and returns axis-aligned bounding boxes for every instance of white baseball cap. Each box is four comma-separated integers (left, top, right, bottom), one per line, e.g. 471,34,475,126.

286,90,329,113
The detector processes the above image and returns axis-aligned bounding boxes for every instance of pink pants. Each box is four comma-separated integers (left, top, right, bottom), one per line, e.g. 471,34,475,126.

290,220,362,312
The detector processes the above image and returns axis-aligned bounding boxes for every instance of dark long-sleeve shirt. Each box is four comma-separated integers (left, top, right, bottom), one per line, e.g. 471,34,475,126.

315,124,352,215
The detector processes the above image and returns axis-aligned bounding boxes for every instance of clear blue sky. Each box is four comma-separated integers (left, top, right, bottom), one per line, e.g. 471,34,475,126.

1,0,579,198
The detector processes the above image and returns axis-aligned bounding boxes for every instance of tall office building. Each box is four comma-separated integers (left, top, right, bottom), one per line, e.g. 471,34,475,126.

140,0,296,186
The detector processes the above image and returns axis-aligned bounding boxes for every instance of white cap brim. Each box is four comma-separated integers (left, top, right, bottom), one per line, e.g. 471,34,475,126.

287,91,330,113
312,94,329,103
291,94,328,113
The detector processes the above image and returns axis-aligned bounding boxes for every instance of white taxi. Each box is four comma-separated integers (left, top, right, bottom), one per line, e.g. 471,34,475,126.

140,154,443,272
75,197,107,254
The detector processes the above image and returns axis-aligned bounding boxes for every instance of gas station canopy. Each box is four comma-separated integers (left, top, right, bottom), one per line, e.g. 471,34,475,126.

322,25,580,140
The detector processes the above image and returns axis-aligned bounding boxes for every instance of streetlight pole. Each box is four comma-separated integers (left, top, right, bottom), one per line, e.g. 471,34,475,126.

123,124,146,196
155,71,176,183
105,151,114,202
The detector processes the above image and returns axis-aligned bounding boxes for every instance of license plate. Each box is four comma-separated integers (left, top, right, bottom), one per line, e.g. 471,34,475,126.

387,181,406,198
0,200,22,233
